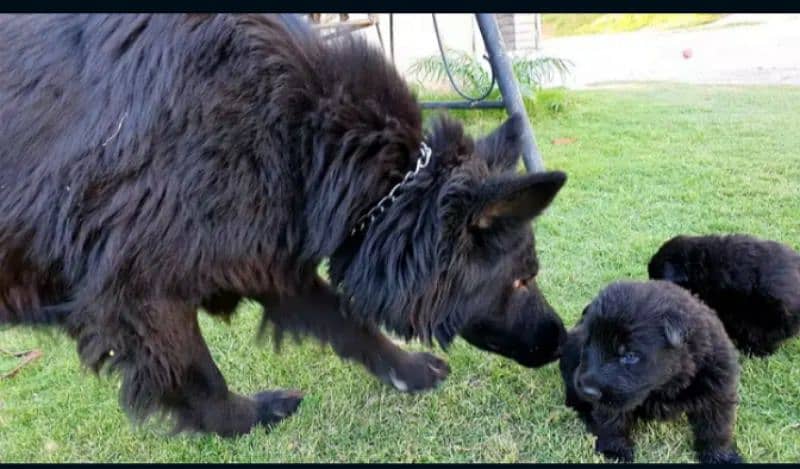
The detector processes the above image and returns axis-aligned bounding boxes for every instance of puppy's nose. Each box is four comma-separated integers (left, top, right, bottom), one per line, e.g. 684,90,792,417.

577,375,602,401
580,384,602,401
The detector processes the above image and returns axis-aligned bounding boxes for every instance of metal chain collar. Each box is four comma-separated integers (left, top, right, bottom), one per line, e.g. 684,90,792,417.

350,142,432,236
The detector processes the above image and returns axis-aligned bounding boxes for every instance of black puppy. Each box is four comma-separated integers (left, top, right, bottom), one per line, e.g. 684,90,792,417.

649,234,800,356
560,281,742,463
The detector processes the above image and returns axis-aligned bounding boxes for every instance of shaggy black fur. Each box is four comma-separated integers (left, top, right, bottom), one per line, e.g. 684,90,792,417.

649,234,800,356
458,283,566,368
560,281,742,464
0,14,567,436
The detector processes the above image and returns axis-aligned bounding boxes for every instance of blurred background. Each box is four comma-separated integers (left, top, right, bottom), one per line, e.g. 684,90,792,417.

309,13,800,91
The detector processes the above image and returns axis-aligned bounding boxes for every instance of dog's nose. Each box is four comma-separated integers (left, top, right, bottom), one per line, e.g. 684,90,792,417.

577,375,602,401
579,384,602,401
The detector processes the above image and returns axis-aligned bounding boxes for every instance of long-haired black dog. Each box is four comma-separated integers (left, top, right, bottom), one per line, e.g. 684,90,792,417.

560,281,742,463
649,234,800,356
0,14,567,436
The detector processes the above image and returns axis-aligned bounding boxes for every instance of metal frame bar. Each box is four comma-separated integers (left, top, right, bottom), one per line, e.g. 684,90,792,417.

475,14,543,172
417,13,544,172
389,14,395,64
420,100,505,110
312,13,544,172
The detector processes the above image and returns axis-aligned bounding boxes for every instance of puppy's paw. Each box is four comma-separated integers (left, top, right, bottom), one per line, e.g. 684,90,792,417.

382,352,450,393
699,448,743,464
596,437,635,463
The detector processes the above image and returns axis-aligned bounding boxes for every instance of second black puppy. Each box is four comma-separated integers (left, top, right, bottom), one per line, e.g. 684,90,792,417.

560,281,742,463
649,234,800,356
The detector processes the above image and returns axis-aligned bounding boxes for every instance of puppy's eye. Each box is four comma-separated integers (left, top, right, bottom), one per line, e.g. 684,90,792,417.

619,352,640,365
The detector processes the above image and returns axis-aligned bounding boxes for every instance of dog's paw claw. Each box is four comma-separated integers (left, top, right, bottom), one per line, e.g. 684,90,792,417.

253,389,304,426
383,352,450,393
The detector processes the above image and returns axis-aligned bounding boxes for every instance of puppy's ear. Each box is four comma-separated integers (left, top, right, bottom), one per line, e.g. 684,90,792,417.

663,312,687,348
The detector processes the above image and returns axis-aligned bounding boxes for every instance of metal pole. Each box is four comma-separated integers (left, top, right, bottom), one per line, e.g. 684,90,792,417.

389,14,395,64
476,13,544,172
421,100,505,110
371,14,385,52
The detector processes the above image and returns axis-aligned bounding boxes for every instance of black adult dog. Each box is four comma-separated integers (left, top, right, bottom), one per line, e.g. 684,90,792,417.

0,14,567,436
649,234,800,356
560,281,742,464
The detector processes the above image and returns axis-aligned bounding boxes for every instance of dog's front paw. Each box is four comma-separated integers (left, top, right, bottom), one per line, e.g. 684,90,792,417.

596,437,635,463
253,389,304,426
699,448,743,464
383,352,450,393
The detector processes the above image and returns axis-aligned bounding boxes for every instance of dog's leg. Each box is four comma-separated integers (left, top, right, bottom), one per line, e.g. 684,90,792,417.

258,276,450,393
74,298,302,437
590,409,635,463
688,400,743,464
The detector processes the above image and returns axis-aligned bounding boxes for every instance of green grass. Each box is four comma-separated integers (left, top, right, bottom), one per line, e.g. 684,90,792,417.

543,14,723,37
2,84,800,462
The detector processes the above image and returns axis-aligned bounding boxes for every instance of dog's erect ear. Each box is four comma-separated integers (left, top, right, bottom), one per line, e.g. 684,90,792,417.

476,113,524,172
473,170,567,228
663,312,688,348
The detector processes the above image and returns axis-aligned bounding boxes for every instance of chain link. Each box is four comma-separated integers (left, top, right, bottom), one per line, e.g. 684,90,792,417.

350,142,432,236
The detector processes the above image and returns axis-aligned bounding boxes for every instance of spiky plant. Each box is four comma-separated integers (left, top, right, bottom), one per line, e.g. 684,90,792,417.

407,48,572,99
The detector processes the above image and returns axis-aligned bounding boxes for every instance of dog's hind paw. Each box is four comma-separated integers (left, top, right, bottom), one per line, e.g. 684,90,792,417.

382,352,450,393
597,438,635,463
253,389,304,426
699,449,743,464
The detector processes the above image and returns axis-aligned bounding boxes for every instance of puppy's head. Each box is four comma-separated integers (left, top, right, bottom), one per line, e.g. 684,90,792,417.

648,235,694,286
572,281,694,411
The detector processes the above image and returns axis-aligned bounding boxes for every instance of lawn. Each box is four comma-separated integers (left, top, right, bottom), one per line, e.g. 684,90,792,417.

2,84,799,463
542,14,723,38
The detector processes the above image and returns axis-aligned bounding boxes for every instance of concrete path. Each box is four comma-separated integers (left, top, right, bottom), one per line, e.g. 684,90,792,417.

535,14,800,89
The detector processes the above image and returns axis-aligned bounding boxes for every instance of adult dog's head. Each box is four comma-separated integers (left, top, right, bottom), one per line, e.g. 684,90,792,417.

329,114,567,368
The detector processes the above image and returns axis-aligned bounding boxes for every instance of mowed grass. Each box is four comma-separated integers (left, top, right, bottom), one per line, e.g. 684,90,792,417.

2,84,800,462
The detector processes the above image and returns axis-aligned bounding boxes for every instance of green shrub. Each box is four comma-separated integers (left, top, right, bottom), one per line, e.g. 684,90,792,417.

408,49,572,100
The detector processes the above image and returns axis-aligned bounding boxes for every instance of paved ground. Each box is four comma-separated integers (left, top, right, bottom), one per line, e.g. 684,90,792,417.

535,14,800,89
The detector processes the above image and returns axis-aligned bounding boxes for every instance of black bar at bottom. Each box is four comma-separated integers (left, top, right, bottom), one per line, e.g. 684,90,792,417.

420,100,505,110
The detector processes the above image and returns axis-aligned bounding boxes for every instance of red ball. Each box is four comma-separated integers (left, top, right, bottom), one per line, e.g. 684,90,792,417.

682,48,693,59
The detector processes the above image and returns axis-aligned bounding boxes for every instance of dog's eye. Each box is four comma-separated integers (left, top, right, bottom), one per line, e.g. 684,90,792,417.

619,352,640,365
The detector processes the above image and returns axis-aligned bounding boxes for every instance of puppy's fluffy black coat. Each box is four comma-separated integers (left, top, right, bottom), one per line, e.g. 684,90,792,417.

649,234,800,356
560,281,742,463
